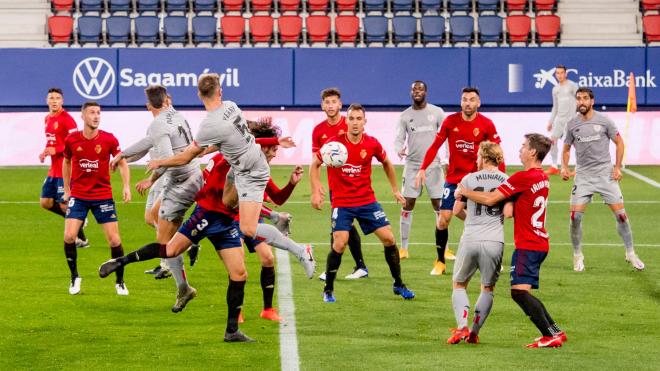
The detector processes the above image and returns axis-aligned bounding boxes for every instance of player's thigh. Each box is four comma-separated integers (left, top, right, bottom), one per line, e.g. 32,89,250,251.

218,246,247,280
595,176,625,206
570,176,594,207
477,241,504,287
254,242,274,267
166,232,194,257
159,177,201,223
238,200,263,235
99,221,122,246
401,163,422,199
64,197,90,233
354,202,391,236
424,165,445,199
551,122,566,140
64,217,85,242
453,241,479,284
372,225,395,246
235,167,269,203
41,177,64,205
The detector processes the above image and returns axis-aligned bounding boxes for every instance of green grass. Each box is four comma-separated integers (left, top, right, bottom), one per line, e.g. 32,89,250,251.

1,165,659,370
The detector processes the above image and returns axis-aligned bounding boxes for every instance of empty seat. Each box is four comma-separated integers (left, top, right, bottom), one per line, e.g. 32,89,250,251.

335,14,359,44
449,0,471,13
505,0,528,13
223,0,244,12
535,14,560,45
392,16,417,44
106,16,132,44
52,0,75,13
364,0,387,13
78,16,103,45
641,0,660,13
477,0,500,13
164,16,189,44
193,0,219,13
221,15,245,43
448,15,474,44
336,0,358,13
421,15,445,44
251,0,273,12
192,16,218,44
643,15,660,42
278,15,302,44
506,14,531,44
138,0,162,13
279,0,301,12
534,0,557,13
392,0,415,13
166,0,190,13
420,0,442,13
307,0,329,13
109,0,133,14
80,0,105,14
478,15,502,45
306,15,331,43
135,16,161,45
249,15,274,43
48,16,74,45
363,15,389,44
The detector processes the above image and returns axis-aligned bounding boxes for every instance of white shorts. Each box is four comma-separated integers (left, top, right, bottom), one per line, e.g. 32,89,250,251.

145,176,165,211
571,174,624,205
551,118,569,140
234,160,270,203
401,162,444,199
159,170,204,222
452,240,504,286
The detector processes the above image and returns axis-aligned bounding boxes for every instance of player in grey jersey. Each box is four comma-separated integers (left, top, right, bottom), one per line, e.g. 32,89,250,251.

447,141,510,344
561,87,644,271
545,65,578,175
110,85,202,310
394,80,448,260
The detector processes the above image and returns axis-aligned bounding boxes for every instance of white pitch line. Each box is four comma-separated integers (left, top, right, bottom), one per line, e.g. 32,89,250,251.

275,248,300,371
622,168,660,188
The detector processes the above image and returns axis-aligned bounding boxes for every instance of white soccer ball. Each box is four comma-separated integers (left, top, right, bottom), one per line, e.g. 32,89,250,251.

320,141,348,168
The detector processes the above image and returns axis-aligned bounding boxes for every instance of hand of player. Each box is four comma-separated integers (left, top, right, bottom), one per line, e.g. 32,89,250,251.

311,191,324,210
289,165,304,185
146,159,161,173
122,186,132,203
560,167,570,181
393,191,405,205
414,170,426,189
612,166,622,181
135,178,153,196
45,147,56,156
278,136,296,148
397,147,407,160
62,190,71,203
109,154,122,172
547,121,553,132
38,152,46,163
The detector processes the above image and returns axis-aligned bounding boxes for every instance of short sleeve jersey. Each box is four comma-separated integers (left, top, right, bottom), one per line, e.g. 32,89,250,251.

44,110,78,177
395,104,445,165
195,153,238,217
550,80,579,126
63,130,120,200
459,169,509,243
497,168,550,252
426,112,502,183
311,116,347,154
317,133,386,208
564,111,619,177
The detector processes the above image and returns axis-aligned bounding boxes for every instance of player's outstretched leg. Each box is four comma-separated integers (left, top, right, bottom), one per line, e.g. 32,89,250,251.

254,223,316,278
99,242,165,278
110,244,128,295
169,255,197,313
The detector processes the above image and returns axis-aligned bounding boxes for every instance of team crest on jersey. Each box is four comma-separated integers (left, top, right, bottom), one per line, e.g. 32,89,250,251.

339,130,345,136
593,125,601,132
360,149,367,159
76,146,83,152
427,115,434,122
95,145,102,154
54,122,59,130
453,127,459,132
321,134,327,140
473,128,480,137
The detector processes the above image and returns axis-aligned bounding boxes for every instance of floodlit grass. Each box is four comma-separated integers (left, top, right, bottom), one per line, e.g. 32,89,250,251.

1,165,659,370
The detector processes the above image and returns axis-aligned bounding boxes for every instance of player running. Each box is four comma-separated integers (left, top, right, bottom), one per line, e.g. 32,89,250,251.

546,65,578,175
311,103,415,303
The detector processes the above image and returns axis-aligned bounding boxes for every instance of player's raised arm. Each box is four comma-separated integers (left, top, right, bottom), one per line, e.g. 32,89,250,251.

309,156,325,210
147,141,203,171
456,183,506,207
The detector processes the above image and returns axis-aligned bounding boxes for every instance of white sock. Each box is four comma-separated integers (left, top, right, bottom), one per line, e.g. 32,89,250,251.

399,209,413,249
166,255,189,293
255,223,304,258
452,288,470,329
550,142,559,167
471,291,494,335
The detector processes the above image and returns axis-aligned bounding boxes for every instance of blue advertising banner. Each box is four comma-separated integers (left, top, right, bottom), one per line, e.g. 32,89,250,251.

0,49,118,106
117,49,294,106
645,47,660,105
293,48,470,106
470,48,650,105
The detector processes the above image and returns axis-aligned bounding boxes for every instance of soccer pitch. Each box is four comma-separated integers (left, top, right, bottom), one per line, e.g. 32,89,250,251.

1,165,659,370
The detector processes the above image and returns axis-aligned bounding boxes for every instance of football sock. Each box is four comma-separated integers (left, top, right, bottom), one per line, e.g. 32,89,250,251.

471,291,494,335
261,206,277,222
48,203,66,217
261,266,275,309
435,228,448,263
255,223,304,258
399,209,413,250
452,288,470,329
167,255,189,293
511,289,553,337
348,226,366,270
569,211,584,255
324,248,342,292
383,245,403,286
121,242,166,265
614,209,634,253
550,142,558,167
226,279,246,334
64,241,78,279
110,244,125,284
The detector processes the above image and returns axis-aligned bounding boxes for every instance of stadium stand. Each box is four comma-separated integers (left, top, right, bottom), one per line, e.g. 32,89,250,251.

51,0,74,14
643,14,660,43
505,0,528,14
392,15,417,45
419,0,443,14
420,15,445,44
335,14,360,45
251,0,274,13
336,0,359,13
306,14,331,44
279,0,302,13
363,15,389,45
135,15,161,45
220,15,245,44
48,15,74,45
506,14,531,45
392,0,415,14
534,0,558,14
223,0,245,13
477,14,502,45
106,15,132,45
77,15,103,45
449,0,472,14
193,0,219,13
166,0,190,14
80,0,105,14
137,0,161,14
249,15,274,45
364,0,387,14
448,14,474,45
164,15,189,44
477,0,500,14
535,14,561,45
192,15,218,44
307,0,330,13
278,15,302,44
641,0,660,14
109,0,132,14
559,0,642,46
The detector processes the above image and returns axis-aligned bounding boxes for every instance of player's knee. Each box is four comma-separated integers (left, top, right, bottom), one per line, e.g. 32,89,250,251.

63,235,77,244
381,235,396,247
108,235,122,247
260,252,274,267
614,209,628,224
240,225,257,238
570,211,583,224
230,268,247,281
40,198,53,209
510,288,526,302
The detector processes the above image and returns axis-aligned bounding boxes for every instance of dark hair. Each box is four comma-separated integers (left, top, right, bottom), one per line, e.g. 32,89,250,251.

321,87,341,100
82,101,100,111
412,80,428,91
462,87,480,97
555,64,567,72
198,73,220,99
525,133,552,162
48,88,63,96
576,87,594,99
347,103,365,115
145,85,168,109
250,121,281,139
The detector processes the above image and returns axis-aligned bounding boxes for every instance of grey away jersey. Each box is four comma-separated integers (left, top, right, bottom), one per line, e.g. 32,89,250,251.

195,100,265,173
122,106,199,178
549,80,578,127
459,169,508,243
564,111,619,177
394,103,446,165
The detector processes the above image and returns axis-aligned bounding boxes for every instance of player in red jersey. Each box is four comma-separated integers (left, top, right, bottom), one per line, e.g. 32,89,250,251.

62,102,131,296
416,87,503,276
456,133,566,348
312,88,368,281
311,103,414,303
38,88,89,248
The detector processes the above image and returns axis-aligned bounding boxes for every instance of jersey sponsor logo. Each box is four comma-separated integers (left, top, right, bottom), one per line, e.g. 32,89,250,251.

373,210,387,220
99,203,114,213
455,140,475,152
360,149,367,159
46,133,56,142
79,159,99,171
341,164,362,176
73,57,116,100
411,125,435,133
576,134,601,143
95,144,102,154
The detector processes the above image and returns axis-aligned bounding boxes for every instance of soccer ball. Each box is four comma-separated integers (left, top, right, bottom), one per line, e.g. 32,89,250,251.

320,141,348,168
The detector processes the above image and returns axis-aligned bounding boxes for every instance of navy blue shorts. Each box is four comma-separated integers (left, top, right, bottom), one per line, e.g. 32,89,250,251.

332,202,390,235
66,197,118,224
440,182,457,210
510,249,548,289
41,176,65,203
178,205,242,251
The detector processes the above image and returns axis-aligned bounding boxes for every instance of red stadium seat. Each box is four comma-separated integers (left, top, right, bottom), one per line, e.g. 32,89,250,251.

48,15,74,44
307,0,329,13
535,14,560,45
279,0,301,12
278,15,302,43
506,14,531,44
52,0,75,13
223,0,244,12
251,0,273,12
249,15,274,43
221,15,245,43
534,0,557,13
306,15,331,43
505,0,527,13
335,15,359,44
336,0,358,13
643,15,660,42
641,0,660,14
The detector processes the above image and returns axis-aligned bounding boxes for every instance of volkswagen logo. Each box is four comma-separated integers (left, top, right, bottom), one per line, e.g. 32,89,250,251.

72,57,116,100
